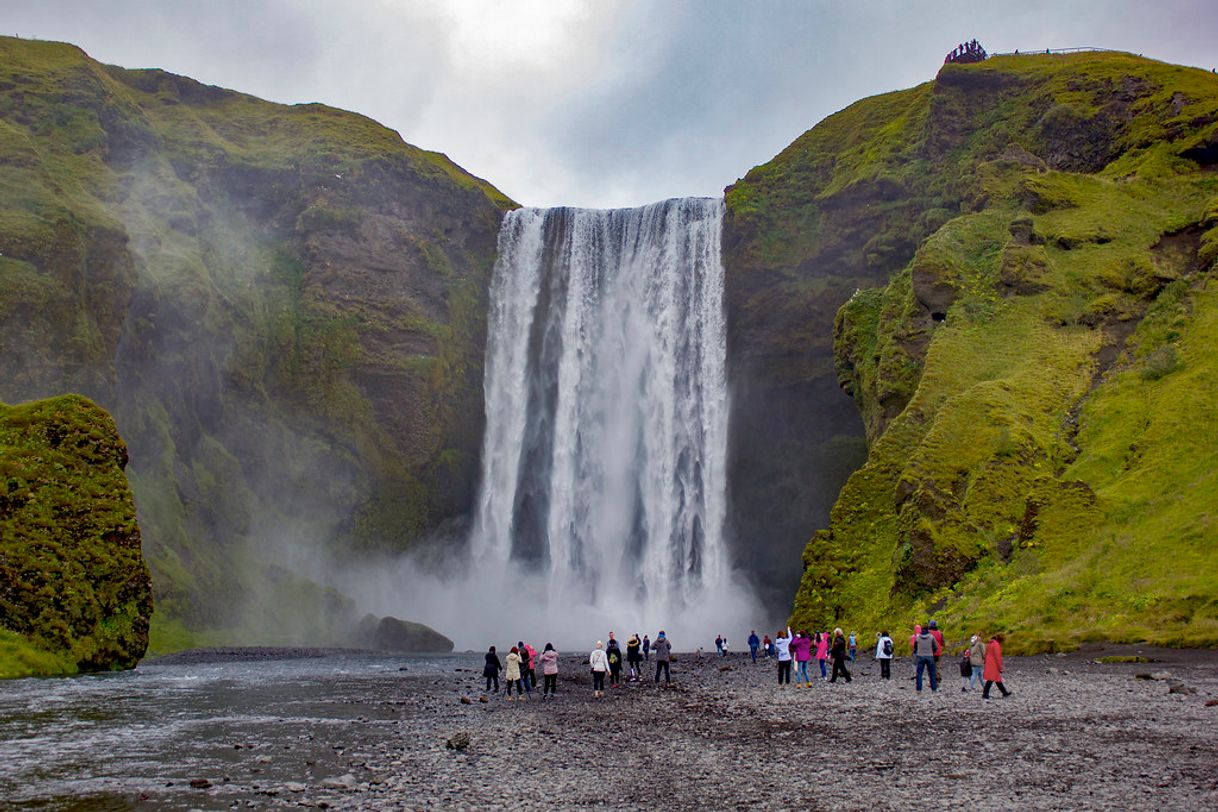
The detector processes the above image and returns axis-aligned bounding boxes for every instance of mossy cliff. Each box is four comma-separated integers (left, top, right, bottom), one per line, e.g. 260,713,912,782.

0,37,514,645
729,51,1218,651
0,395,153,677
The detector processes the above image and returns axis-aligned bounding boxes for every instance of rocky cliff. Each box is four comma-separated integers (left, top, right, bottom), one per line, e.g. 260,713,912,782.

0,395,153,676
749,52,1218,651
0,37,513,645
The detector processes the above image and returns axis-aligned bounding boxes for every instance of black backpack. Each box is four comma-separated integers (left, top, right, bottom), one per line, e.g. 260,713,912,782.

882,638,893,656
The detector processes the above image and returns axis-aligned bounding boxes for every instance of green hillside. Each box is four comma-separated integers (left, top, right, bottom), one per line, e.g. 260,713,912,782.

0,37,513,649
727,51,1218,652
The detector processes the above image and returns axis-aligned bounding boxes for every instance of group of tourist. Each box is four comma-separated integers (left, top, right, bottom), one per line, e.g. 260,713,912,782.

482,631,674,700
481,620,1012,701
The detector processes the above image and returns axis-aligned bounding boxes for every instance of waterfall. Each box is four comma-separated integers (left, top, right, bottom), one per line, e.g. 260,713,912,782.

471,197,730,629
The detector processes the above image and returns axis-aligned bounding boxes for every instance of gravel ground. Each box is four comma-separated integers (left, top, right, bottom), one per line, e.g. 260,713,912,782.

180,645,1218,810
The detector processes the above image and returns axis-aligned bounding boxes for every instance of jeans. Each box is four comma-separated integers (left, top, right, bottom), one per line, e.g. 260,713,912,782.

655,660,670,683
818,659,827,678
796,660,810,684
543,674,556,695
750,645,758,663
523,671,534,695
485,673,499,693
879,658,891,679
778,659,792,684
969,666,984,690
916,655,938,691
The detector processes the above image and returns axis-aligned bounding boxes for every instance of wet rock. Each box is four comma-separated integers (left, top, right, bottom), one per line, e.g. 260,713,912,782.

1205,699,1218,707
479,695,489,703
446,732,471,751
189,778,212,789
459,696,472,705
321,774,357,790
1168,681,1197,695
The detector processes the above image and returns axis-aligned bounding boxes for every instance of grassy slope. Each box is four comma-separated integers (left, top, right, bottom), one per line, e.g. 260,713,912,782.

0,395,153,677
0,37,514,651
765,52,1218,652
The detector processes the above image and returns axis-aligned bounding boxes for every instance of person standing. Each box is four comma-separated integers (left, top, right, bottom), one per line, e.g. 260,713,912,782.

606,635,623,688
928,620,945,683
959,647,974,692
815,631,830,680
748,630,760,663
913,625,939,692
829,628,852,683
774,627,793,686
590,641,610,698
540,643,559,698
969,634,986,692
626,634,642,680
643,634,651,661
715,634,723,656
483,645,503,694
505,646,524,701
652,631,672,683
848,631,858,662
875,631,894,680
982,633,1013,699
791,630,813,687
762,634,772,658
517,641,534,698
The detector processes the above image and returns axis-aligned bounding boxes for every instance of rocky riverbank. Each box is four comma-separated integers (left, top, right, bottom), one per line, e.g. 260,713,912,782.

22,645,1205,810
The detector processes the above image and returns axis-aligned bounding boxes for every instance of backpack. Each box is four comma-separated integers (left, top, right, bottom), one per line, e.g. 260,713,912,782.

882,638,893,656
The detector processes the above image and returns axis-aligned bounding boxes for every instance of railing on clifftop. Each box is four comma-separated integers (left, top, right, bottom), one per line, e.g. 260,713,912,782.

988,47,1135,58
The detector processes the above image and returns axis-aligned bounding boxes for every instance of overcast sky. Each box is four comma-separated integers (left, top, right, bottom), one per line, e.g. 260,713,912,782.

7,1,1217,208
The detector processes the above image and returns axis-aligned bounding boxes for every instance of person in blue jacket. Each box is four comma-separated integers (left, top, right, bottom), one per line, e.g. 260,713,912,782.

748,630,760,663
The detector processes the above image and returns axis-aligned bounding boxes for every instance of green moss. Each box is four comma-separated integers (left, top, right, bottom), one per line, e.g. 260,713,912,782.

784,51,1218,653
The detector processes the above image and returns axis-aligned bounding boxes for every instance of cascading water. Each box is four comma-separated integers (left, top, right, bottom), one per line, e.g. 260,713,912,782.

469,197,733,634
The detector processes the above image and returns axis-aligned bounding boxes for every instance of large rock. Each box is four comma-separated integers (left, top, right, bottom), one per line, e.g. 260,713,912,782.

357,613,453,653
0,395,153,676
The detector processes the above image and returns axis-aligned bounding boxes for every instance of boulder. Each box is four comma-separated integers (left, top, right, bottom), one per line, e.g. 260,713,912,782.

356,614,454,653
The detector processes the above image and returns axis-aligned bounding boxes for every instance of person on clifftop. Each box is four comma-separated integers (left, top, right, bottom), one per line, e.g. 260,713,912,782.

829,628,852,683
540,642,559,699
748,630,760,663
589,641,610,698
652,631,672,683
982,633,1013,699
484,645,503,694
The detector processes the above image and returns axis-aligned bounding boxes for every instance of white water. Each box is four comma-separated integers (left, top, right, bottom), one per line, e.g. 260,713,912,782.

351,198,758,649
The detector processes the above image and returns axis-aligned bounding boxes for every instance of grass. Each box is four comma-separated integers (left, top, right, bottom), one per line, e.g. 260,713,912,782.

777,50,1218,653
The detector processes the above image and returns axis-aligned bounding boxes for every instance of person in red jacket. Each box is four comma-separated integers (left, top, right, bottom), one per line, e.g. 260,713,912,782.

982,633,1013,699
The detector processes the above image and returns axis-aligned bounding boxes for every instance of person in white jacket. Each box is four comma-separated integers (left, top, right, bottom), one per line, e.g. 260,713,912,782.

589,641,610,698
774,627,793,686
875,631,894,680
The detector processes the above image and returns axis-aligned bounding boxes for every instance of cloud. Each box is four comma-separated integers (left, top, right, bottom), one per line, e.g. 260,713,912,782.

6,0,1218,207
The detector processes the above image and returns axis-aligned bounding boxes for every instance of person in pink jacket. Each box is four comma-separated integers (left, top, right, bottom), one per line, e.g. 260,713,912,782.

540,643,559,699
790,631,813,687
982,633,1013,699
815,632,830,680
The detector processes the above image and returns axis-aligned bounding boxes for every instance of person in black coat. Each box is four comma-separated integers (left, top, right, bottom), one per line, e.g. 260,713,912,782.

829,628,852,683
483,645,502,693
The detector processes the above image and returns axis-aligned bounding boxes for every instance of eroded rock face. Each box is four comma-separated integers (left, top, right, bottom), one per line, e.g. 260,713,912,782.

0,395,153,674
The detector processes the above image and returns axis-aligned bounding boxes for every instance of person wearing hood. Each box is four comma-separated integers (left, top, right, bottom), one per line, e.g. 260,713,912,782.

968,634,987,691
652,631,672,683
983,633,1013,699
505,646,525,701
875,631,894,680
589,641,610,698
483,645,503,694
540,643,559,698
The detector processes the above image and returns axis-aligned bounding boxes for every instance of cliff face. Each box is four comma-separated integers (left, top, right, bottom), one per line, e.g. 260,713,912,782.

0,37,513,641
756,52,1218,651
0,395,153,677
